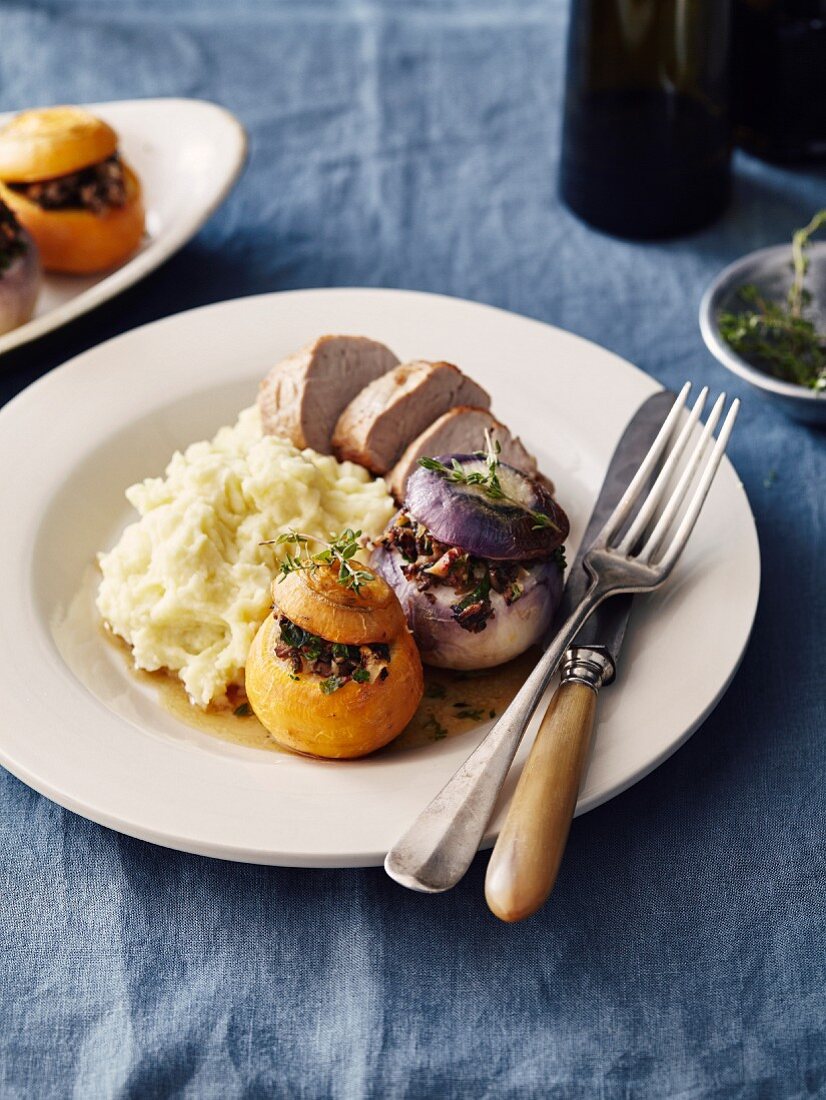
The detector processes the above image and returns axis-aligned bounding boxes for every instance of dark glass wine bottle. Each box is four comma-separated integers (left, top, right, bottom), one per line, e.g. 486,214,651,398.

733,0,826,163
559,0,733,240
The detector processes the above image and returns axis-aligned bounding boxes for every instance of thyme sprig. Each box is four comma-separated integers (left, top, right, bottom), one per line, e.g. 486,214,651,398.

789,209,826,318
418,431,559,532
262,528,375,593
718,209,826,393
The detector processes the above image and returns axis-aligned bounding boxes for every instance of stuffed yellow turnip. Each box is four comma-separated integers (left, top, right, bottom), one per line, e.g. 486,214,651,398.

246,532,423,759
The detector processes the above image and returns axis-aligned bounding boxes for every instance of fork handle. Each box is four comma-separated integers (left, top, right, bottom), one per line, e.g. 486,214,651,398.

484,647,613,923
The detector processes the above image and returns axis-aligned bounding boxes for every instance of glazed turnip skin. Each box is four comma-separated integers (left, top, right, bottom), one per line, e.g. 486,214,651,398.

371,456,569,669
0,221,39,336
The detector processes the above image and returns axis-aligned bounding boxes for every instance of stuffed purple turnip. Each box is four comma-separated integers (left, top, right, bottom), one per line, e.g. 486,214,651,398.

371,439,569,669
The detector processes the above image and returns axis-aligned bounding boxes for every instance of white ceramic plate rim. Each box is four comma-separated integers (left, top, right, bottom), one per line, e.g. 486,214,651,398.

0,97,247,358
0,288,761,866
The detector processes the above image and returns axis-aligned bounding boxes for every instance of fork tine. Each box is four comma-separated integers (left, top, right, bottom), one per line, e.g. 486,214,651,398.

596,382,691,546
616,386,709,556
638,391,726,562
655,398,740,575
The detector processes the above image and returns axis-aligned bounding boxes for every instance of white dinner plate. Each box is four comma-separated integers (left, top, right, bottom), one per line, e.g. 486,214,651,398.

0,289,760,866
0,97,246,358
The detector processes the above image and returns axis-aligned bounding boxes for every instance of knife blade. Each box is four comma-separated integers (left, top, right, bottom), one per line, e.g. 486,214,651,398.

484,389,676,922
551,388,677,679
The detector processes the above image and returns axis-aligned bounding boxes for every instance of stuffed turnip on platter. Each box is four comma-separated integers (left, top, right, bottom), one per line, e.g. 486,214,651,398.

0,106,145,274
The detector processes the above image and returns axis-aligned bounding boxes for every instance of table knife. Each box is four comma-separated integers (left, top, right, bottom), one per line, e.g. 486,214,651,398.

485,389,676,922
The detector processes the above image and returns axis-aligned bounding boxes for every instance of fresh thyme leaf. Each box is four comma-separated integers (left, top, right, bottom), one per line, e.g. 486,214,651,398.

486,432,502,497
419,457,447,473
719,209,826,392
532,512,556,530
233,702,252,717
278,551,305,582
352,668,370,684
316,529,374,592
319,675,343,695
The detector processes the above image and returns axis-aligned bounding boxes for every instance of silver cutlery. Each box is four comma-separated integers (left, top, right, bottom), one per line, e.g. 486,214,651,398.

384,383,739,895
483,389,673,922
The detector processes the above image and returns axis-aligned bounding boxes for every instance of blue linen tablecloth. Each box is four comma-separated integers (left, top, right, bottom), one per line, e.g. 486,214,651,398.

1,2,824,1097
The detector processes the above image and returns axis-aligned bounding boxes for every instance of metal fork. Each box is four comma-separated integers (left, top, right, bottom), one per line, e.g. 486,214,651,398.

384,383,740,893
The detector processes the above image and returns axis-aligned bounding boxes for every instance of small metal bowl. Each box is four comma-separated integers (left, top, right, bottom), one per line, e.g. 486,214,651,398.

699,241,826,426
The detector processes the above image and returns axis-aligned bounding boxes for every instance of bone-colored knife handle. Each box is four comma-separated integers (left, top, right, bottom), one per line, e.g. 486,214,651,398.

484,647,613,923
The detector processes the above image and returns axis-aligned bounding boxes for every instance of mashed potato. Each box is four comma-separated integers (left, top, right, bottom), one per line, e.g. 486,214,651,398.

97,406,396,707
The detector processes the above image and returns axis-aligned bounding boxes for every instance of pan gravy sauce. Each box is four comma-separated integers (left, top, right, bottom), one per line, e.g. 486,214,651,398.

112,629,538,757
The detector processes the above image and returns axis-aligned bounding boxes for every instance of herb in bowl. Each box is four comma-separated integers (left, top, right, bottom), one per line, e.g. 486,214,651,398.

718,210,826,393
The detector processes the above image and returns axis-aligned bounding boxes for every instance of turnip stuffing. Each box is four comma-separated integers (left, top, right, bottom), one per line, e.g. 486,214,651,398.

0,202,39,337
371,434,569,669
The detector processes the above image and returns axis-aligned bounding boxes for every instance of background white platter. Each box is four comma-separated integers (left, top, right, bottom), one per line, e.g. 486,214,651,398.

0,97,246,358
0,288,760,866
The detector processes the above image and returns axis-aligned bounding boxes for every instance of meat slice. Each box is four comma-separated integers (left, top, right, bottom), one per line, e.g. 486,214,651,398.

258,335,400,452
387,406,538,501
332,360,491,474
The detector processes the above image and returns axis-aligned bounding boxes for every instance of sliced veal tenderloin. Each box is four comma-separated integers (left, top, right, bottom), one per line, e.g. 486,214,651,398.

258,335,400,452
387,406,538,501
332,360,491,474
